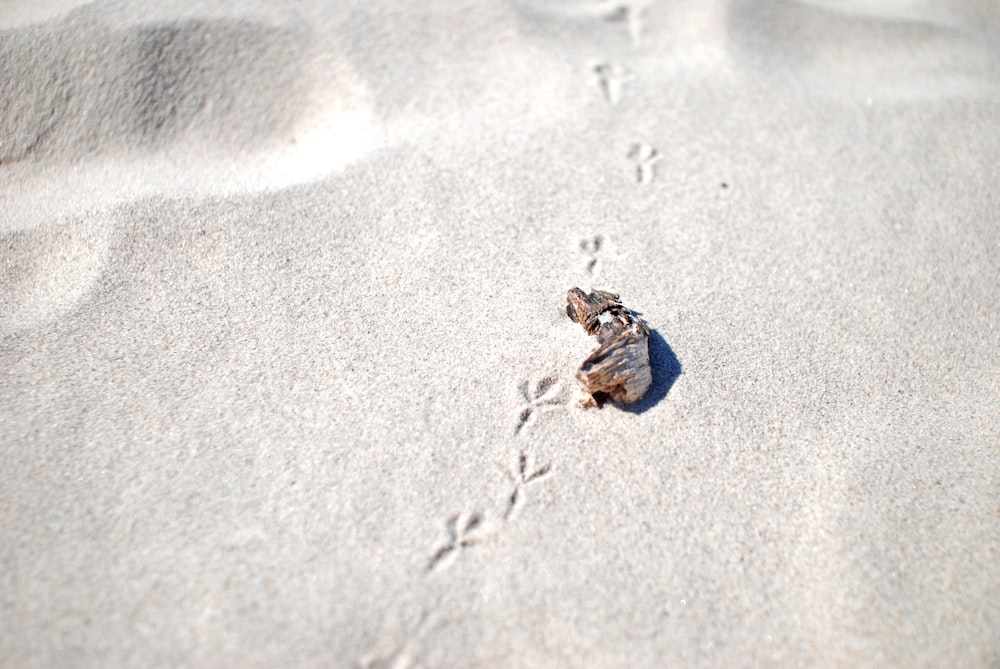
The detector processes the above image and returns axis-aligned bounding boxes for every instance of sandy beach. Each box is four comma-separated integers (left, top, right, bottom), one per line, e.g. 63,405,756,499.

2,1,999,666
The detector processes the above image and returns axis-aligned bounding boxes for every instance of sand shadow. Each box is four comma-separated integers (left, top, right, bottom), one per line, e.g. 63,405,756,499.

622,328,681,415
0,15,309,164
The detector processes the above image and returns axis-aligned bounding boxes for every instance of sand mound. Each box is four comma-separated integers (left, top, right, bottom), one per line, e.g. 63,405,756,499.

0,7,375,229
725,0,1000,100
2,1,999,666
1,14,311,164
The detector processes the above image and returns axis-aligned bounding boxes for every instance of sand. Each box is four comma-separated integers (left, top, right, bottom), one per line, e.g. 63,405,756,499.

2,0,999,666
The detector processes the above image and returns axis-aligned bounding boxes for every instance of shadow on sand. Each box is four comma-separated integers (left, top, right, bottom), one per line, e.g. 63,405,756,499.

621,328,681,415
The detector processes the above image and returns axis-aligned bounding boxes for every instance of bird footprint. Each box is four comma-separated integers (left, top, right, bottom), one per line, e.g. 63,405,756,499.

427,511,487,572
500,450,552,521
593,62,632,106
515,376,565,435
628,142,661,184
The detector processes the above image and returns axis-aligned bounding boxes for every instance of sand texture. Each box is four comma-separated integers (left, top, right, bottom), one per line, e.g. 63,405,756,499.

2,1,999,667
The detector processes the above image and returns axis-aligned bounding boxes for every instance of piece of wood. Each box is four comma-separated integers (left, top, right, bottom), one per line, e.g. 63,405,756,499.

566,287,652,408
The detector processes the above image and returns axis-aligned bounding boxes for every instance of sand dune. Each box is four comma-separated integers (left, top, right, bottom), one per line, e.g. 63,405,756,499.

726,0,1000,100
2,0,999,667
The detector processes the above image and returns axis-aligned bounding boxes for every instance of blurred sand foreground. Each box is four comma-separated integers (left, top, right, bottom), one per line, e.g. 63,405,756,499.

2,1,999,666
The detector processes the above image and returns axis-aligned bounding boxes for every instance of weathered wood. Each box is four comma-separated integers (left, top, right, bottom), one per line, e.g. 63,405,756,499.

566,288,652,408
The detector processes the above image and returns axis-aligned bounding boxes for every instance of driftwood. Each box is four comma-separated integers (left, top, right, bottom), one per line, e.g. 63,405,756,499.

566,288,652,408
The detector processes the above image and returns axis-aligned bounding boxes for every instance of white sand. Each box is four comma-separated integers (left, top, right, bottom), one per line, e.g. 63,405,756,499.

2,1,999,666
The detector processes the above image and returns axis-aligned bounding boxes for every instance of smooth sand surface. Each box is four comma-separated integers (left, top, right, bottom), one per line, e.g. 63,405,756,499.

2,1,999,666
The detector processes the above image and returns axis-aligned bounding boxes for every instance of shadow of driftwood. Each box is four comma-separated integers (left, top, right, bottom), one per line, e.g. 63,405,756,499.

621,328,681,414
